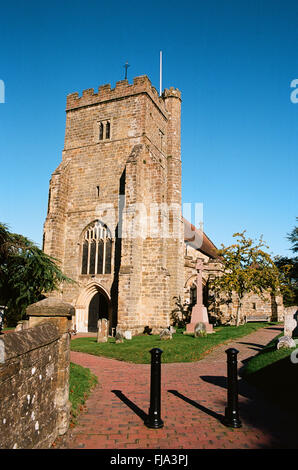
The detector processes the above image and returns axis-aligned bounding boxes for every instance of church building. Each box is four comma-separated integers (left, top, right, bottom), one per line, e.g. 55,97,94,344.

43,75,283,334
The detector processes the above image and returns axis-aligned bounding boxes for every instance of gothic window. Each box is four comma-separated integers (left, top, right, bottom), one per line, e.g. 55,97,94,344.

81,221,112,275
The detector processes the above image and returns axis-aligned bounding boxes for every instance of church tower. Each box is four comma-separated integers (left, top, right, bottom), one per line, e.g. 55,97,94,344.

43,75,184,334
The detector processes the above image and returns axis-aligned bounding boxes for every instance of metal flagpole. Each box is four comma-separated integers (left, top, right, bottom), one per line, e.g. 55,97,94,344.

160,51,162,96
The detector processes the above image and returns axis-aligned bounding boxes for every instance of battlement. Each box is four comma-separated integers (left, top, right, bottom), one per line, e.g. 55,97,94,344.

66,75,180,115
162,87,181,100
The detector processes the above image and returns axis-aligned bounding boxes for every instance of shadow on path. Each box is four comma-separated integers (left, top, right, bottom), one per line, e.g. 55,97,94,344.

200,375,258,401
168,389,224,424
111,389,148,422
235,341,265,352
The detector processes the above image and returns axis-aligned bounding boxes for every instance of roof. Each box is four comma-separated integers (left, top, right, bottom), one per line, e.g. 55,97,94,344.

183,217,218,259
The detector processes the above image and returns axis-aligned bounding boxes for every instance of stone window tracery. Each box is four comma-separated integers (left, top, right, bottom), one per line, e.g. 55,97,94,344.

81,221,112,275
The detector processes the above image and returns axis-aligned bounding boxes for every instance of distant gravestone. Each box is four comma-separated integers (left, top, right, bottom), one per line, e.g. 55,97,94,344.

160,328,172,340
97,318,109,343
115,330,125,343
277,336,296,350
124,330,132,340
284,313,297,338
194,322,207,338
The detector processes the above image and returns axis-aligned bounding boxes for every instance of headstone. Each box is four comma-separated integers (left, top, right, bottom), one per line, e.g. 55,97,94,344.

124,330,132,340
115,330,125,343
169,326,176,334
194,322,207,338
284,313,297,338
160,328,172,340
277,335,296,350
97,318,109,343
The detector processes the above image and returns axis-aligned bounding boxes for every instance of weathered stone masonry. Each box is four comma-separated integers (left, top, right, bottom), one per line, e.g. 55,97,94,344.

43,75,185,334
0,297,74,449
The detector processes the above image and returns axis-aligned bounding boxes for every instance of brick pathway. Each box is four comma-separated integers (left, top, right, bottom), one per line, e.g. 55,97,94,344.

56,325,298,449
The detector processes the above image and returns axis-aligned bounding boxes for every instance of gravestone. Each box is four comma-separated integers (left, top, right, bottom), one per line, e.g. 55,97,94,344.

160,328,172,340
277,335,296,349
97,318,109,343
194,322,207,338
115,330,125,343
284,312,297,338
124,330,132,340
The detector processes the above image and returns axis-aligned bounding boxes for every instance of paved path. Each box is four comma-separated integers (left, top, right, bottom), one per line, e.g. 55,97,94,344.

56,325,298,449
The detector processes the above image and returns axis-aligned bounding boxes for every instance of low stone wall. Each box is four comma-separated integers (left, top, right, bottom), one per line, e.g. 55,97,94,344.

0,297,74,449
0,324,60,448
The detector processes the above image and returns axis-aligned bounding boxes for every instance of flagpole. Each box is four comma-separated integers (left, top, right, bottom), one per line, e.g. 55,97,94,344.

160,51,162,96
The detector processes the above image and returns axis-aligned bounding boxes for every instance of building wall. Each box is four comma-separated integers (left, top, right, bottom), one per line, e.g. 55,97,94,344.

43,76,185,334
0,324,60,449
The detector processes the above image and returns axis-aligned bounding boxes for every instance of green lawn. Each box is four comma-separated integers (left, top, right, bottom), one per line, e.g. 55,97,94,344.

70,322,278,364
69,362,98,424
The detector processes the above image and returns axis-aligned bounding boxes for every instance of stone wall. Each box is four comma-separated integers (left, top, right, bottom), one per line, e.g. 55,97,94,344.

0,297,74,449
43,75,185,334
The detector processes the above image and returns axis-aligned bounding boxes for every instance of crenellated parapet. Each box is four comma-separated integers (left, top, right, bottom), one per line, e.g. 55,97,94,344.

66,75,172,117
162,87,182,101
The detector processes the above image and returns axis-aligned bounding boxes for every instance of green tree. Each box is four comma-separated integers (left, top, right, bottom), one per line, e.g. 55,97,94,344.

275,218,298,306
210,231,281,326
0,223,73,326
287,217,298,253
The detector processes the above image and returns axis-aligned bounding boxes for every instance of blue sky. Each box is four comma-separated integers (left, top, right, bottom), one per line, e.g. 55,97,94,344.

0,0,297,257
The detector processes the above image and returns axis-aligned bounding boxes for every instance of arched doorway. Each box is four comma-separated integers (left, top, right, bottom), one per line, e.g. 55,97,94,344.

88,290,109,332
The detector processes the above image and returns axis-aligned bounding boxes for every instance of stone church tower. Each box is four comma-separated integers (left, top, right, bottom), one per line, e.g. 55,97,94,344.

43,75,185,334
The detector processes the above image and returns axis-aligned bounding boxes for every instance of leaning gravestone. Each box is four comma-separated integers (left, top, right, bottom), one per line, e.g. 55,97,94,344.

160,328,172,340
277,335,296,349
194,322,207,338
97,318,109,343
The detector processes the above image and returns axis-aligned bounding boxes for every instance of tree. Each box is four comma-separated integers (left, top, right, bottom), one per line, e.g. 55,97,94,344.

275,218,298,306
210,231,281,326
287,217,298,253
0,223,73,325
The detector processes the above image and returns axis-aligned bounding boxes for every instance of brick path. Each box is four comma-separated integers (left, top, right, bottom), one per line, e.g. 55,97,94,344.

56,325,298,449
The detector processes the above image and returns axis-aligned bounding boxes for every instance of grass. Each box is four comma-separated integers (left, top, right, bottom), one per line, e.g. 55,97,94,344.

69,362,98,424
241,332,298,417
70,322,278,364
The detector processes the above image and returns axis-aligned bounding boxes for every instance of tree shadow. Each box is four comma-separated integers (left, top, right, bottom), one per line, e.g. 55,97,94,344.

236,341,265,349
111,389,148,422
200,373,298,448
168,389,224,424
200,375,256,401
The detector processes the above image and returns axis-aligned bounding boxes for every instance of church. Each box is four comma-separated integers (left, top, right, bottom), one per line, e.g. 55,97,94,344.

43,75,283,334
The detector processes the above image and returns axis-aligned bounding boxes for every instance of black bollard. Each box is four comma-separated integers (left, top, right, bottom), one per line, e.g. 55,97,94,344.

145,348,164,429
223,347,242,428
